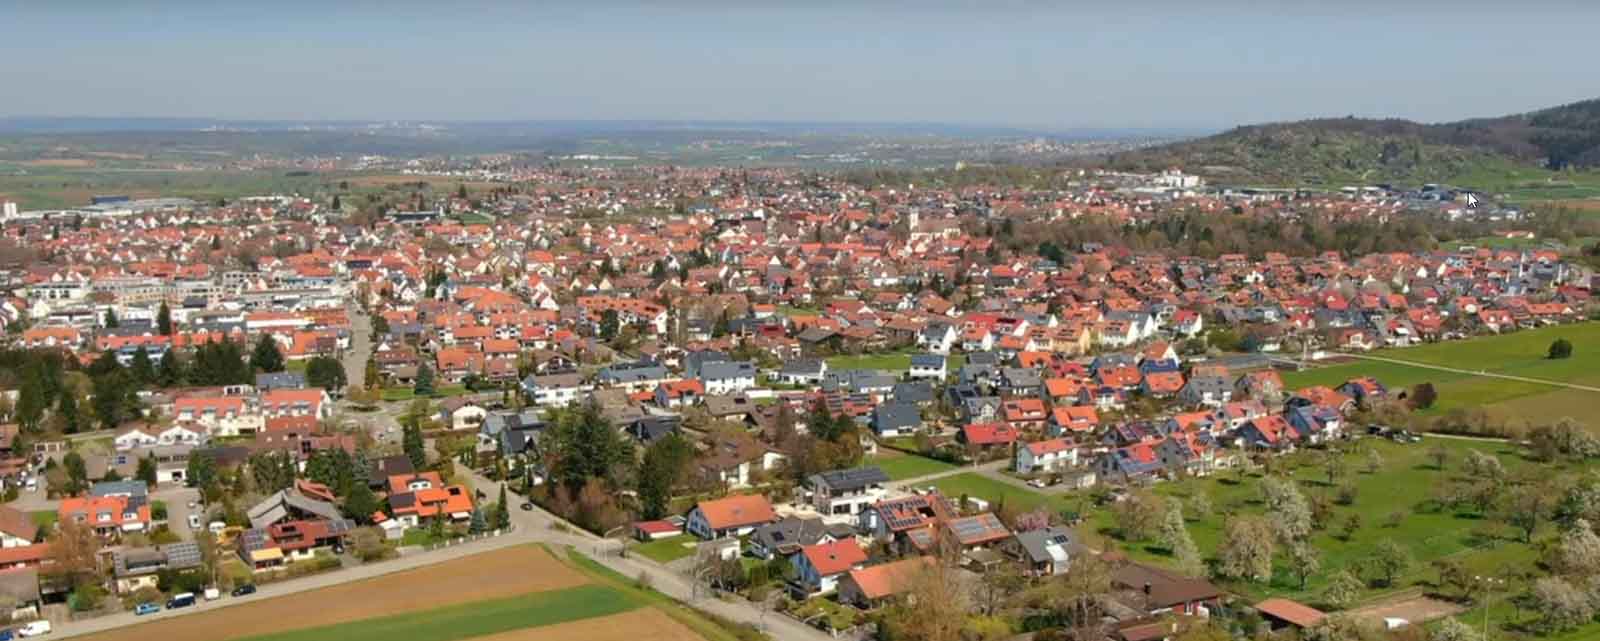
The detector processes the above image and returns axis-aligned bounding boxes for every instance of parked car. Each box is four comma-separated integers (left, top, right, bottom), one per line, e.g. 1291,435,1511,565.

519,502,534,511
231,584,256,597
1026,478,1047,489
0,628,13,640
17,621,50,637
166,592,196,609
135,603,160,616
203,588,220,601
188,514,201,530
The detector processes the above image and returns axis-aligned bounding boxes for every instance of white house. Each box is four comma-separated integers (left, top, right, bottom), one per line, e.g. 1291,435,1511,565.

700,361,757,396
907,354,947,381
1016,438,1077,475
685,494,777,540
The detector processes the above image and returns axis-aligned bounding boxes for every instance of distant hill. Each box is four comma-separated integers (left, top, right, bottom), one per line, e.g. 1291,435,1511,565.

1107,98,1600,186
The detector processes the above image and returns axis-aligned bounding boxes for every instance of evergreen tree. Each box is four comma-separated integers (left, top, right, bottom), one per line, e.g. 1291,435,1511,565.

600,309,620,341
103,308,119,328
63,451,89,495
91,370,134,430
250,335,285,373
15,365,48,433
363,358,379,389
637,433,693,520
129,346,156,387
495,484,511,529
413,363,435,397
156,301,173,336
344,480,378,523
403,420,427,470
305,356,347,392
469,507,486,534
55,390,83,434
331,194,342,211
157,349,183,388
136,455,158,486
87,349,121,378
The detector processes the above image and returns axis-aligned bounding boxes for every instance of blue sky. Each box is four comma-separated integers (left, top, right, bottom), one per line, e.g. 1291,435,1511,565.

3,1,1598,130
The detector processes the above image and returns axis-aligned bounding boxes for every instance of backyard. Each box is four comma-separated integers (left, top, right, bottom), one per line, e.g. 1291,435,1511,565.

867,451,957,481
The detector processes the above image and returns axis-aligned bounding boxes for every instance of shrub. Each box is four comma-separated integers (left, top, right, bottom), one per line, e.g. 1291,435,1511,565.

1549,338,1574,360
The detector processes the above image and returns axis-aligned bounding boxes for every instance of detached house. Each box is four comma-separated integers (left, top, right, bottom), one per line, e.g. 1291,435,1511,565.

807,466,890,517
1016,438,1077,475
687,494,777,540
791,539,867,597
1178,375,1232,408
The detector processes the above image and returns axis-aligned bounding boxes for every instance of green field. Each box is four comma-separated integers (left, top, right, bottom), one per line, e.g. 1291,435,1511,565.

868,452,957,481
381,385,469,401
929,473,1053,512
237,584,636,641
632,534,699,564
1282,322,1600,417
825,350,965,375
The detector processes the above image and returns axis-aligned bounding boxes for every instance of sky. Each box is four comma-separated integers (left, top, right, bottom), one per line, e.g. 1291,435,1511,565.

3,1,1599,131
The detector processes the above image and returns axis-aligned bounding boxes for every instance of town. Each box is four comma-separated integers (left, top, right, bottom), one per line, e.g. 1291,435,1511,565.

0,154,1595,641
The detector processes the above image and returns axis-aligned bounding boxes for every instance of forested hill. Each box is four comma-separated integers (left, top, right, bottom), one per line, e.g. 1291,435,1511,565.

1106,97,1600,185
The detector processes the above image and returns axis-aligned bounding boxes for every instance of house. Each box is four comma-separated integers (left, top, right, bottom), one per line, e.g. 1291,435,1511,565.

807,466,890,517
1049,405,1100,435
112,542,201,594
113,426,161,451
918,322,957,355
943,513,1011,552
59,495,149,538
960,422,1019,451
654,379,706,408
1111,560,1223,616
1239,415,1297,451
748,516,834,560
699,361,757,396
775,359,828,386
595,361,671,392
260,388,333,421
790,539,867,597
246,483,344,529
521,373,589,407
686,494,777,540
1004,526,1076,577
1100,443,1164,483
632,520,683,541
1141,371,1185,398
437,398,488,431
1002,397,1048,430
386,472,474,527
1178,375,1232,408
871,403,922,438
907,354,947,381
0,507,39,548
1286,406,1343,444
1337,377,1388,407
838,556,934,608
1016,438,1077,475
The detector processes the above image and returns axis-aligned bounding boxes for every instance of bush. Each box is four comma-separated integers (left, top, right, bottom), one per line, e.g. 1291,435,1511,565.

1549,338,1574,360
71,583,107,612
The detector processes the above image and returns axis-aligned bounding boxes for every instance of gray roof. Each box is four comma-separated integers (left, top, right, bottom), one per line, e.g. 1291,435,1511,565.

873,402,922,432
891,382,935,405
699,361,756,381
909,353,946,368
597,361,669,384
90,480,148,498
684,350,731,378
247,488,342,529
809,466,889,492
750,516,829,556
481,409,545,437
1014,526,1077,564
255,372,307,391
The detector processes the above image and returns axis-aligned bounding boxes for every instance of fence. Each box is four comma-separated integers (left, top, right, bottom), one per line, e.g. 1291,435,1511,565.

418,524,516,552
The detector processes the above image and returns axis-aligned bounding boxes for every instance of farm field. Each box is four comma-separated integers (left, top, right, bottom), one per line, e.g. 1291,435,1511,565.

867,450,957,481
77,545,589,641
1281,321,1600,417
236,584,636,641
463,609,706,641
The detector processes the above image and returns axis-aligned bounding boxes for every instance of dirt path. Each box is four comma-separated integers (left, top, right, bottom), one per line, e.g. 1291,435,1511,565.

1340,353,1600,393
1348,592,1465,627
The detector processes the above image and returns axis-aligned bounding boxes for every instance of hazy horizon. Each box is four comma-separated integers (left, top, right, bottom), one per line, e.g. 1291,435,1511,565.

4,2,1599,130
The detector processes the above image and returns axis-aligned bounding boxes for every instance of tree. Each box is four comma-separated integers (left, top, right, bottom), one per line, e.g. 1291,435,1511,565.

1323,569,1364,609
1428,443,1450,471
545,405,634,495
1532,576,1593,632
880,561,967,641
91,369,135,430
1502,482,1554,543
305,356,347,392
636,433,693,520
1172,529,1204,577
1549,338,1574,360
46,518,102,590
469,507,486,534
1112,489,1164,542
157,348,183,387
129,346,156,387
1429,617,1481,641
495,484,511,529
187,451,218,496
1366,539,1412,587
1286,541,1321,590
344,480,378,523
54,388,83,434
1553,518,1600,578
62,451,88,495
156,301,172,336
1410,382,1438,410
599,309,620,341
250,335,285,373
1340,513,1363,541
136,455,157,487
413,363,435,397
1364,447,1384,474
1260,476,1312,543
1215,516,1273,582
103,308,119,328
403,419,427,471
14,365,48,433
1188,493,1212,521
1158,501,1187,551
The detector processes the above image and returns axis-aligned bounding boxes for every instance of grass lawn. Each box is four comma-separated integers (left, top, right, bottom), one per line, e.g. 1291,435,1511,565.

825,350,965,375
399,528,447,547
1092,438,1597,609
1282,321,1600,415
381,385,468,402
868,452,956,481
929,472,1053,512
791,598,859,631
632,534,699,564
235,584,636,641
29,511,57,529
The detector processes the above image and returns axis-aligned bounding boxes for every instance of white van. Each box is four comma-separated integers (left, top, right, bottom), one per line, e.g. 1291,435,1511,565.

24,478,37,493
18,620,51,637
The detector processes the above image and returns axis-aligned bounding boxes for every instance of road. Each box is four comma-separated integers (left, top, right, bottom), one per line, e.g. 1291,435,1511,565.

52,467,830,641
